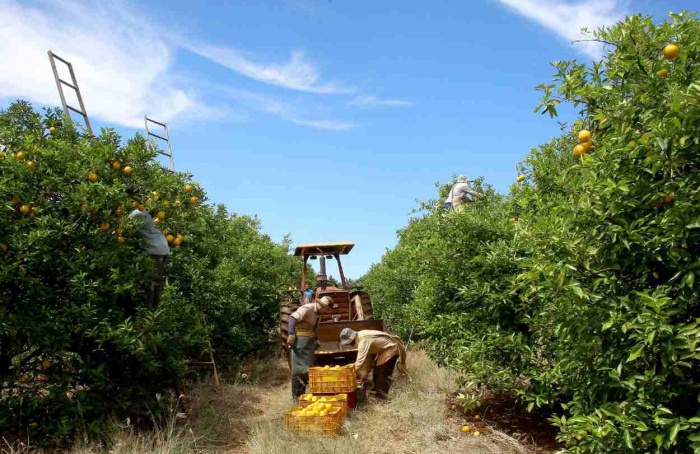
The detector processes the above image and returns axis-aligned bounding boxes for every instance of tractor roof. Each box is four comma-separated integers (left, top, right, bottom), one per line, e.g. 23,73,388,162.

294,242,355,257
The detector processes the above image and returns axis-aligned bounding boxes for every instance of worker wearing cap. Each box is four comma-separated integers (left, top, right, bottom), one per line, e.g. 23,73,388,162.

445,175,481,213
340,328,408,399
287,296,333,399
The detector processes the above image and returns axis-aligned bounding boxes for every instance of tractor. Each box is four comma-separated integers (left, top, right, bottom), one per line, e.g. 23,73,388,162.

279,242,385,365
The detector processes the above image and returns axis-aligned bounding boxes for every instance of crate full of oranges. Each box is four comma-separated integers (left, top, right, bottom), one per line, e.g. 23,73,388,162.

283,404,344,436
308,364,357,394
299,393,348,417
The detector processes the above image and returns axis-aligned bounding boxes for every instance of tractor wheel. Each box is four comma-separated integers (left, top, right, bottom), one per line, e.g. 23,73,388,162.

350,291,373,320
280,297,301,347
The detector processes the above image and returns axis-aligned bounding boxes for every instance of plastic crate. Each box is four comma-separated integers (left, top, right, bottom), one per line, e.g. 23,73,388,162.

299,393,349,417
283,405,344,437
308,364,357,394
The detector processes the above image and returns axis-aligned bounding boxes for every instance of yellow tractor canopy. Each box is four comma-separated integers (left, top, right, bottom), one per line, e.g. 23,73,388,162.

294,242,354,257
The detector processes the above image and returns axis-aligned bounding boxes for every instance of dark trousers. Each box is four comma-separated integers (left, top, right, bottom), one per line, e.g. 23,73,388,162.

372,355,398,399
146,255,168,308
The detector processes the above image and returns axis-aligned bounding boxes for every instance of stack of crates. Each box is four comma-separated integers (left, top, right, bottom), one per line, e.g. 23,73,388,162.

283,364,358,436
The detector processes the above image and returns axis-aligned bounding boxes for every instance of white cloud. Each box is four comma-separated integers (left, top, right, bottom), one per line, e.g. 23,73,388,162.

290,119,358,131
0,0,201,129
184,43,351,94
217,88,358,131
493,0,628,57
348,95,413,108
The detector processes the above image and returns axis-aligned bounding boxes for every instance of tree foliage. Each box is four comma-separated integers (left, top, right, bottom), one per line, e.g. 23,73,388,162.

0,102,301,443
363,12,700,453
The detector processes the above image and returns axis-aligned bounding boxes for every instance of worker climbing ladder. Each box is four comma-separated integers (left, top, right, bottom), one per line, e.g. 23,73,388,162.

47,51,93,135
144,117,175,171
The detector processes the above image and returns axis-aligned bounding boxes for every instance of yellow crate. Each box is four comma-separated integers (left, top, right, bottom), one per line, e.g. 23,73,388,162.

299,393,348,417
308,365,357,394
283,406,344,437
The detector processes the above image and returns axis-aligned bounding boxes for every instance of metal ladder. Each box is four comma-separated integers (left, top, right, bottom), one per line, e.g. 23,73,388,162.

47,51,93,134
144,117,175,171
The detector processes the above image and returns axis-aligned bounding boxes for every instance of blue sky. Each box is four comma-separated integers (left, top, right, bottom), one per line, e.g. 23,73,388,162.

1,0,696,278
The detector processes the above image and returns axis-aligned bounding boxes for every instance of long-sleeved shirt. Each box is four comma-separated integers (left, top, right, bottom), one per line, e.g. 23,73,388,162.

446,182,480,206
355,330,407,380
290,302,320,336
129,209,170,256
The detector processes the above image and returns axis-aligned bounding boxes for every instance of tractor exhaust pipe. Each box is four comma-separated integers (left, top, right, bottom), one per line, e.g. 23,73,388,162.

317,256,328,288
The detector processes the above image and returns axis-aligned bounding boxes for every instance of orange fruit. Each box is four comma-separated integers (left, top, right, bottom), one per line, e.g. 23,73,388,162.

663,191,675,204
100,222,110,232
163,200,170,207
0,244,7,252
516,174,526,182
185,184,194,193
475,415,480,421
27,161,36,170
32,207,40,214
41,360,52,369
112,161,121,170
88,173,98,182
462,425,471,433
657,69,669,78
663,43,680,60
173,236,183,246
123,166,133,175
116,228,123,235
510,217,517,223
166,234,174,243
16,151,26,160
49,126,56,134
156,211,166,220
581,141,594,153
115,207,123,217
578,130,592,143
20,204,30,215
174,200,181,208
473,431,481,437
573,144,585,156
11,195,20,205
0,151,5,159
189,196,197,205
137,204,145,211
117,236,126,244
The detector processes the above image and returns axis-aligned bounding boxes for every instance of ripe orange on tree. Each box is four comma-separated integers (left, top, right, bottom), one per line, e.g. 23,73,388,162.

27,161,36,170
663,191,675,204
657,69,669,78
578,130,592,142
123,166,133,175
185,184,194,193
20,204,30,215
117,236,126,244
1,244,7,253
100,222,110,232
156,211,166,220
41,360,52,370
16,151,26,160
0,151,5,159
166,234,174,243
112,161,121,170
49,126,56,134
517,174,526,182
88,173,98,182
174,200,181,208
663,43,680,60
189,196,197,205
163,200,170,207
573,144,586,156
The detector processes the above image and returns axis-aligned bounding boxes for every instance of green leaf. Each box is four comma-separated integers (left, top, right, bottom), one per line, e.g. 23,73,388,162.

626,345,644,363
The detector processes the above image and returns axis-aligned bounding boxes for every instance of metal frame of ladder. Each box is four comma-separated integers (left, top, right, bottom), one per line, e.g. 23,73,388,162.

47,51,93,135
144,117,175,171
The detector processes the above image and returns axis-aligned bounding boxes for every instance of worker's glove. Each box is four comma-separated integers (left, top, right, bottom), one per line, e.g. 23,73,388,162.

287,335,297,349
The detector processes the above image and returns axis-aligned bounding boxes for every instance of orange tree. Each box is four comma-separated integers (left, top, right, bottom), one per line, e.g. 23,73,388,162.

0,101,301,443
363,11,700,453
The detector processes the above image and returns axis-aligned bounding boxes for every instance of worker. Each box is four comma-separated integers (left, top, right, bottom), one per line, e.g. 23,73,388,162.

287,296,333,399
444,175,481,213
339,328,408,399
125,184,170,308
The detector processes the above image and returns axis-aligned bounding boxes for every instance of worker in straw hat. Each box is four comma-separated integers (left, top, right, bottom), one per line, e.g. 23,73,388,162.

287,295,333,399
340,328,409,399
444,174,481,213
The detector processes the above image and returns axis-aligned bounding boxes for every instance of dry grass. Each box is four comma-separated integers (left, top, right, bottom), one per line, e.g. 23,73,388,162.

3,349,529,454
